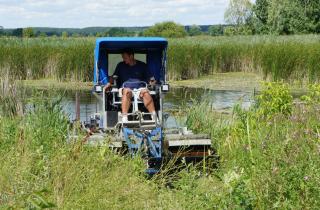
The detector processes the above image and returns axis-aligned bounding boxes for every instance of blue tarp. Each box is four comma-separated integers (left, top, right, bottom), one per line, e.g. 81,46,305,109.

93,37,168,85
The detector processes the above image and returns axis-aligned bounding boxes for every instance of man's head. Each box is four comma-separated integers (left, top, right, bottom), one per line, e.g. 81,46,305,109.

121,49,135,65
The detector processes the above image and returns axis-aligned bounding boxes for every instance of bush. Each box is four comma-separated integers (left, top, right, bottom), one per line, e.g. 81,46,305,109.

143,21,187,38
301,83,320,104
223,26,237,36
255,82,293,118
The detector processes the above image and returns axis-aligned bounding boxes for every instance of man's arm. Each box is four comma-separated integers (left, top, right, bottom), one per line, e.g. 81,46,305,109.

103,76,113,91
104,63,120,90
143,63,156,85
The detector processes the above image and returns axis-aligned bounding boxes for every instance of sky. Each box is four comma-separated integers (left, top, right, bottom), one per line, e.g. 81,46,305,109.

0,0,230,28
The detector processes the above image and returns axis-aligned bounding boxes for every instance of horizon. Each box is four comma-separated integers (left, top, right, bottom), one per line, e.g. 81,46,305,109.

1,24,227,30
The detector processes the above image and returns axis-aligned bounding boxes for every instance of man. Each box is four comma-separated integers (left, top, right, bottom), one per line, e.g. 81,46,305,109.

104,49,157,123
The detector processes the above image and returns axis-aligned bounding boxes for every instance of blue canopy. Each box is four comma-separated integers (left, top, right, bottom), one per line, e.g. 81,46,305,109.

93,37,168,85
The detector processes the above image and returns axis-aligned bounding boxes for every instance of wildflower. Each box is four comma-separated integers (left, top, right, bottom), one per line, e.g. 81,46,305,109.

272,167,278,174
243,144,250,152
290,115,298,122
292,131,299,139
261,141,267,149
304,176,310,181
304,129,312,135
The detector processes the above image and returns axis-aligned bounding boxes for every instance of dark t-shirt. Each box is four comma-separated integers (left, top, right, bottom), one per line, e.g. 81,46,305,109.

113,60,152,88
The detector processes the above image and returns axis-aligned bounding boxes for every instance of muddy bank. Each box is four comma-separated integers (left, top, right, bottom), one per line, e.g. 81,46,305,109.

170,72,262,91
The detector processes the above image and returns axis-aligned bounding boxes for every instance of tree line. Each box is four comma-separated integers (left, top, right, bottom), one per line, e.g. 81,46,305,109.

0,0,319,38
0,24,228,38
0,27,140,38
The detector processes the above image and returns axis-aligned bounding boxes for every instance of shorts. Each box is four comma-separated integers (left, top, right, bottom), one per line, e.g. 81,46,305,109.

118,87,148,99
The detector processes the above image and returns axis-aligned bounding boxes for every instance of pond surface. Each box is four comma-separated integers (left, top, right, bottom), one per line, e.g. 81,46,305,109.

58,87,254,123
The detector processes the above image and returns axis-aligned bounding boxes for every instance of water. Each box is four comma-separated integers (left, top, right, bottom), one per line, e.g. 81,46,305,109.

59,87,254,122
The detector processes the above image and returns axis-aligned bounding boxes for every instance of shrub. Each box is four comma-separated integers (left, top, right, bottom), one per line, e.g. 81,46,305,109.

255,82,293,118
143,21,187,38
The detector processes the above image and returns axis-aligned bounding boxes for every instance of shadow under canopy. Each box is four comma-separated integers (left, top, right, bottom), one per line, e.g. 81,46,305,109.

93,37,168,85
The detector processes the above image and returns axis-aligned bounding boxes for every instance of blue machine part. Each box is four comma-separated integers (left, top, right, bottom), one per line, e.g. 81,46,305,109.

93,37,168,85
122,127,163,159
122,127,163,175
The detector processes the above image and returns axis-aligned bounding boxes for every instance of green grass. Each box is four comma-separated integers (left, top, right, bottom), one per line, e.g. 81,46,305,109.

1,35,320,83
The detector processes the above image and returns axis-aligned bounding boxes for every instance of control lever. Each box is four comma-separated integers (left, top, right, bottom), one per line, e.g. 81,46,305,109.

112,75,118,88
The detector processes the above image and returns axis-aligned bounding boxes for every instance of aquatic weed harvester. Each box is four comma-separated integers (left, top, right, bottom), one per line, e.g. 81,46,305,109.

83,37,213,175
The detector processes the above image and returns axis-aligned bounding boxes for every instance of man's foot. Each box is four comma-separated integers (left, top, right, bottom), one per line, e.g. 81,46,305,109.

151,112,160,126
122,114,128,124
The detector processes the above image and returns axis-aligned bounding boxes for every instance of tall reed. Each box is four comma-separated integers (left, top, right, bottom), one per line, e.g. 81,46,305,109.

0,37,94,81
167,35,320,82
0,65,24,117
0,35,320,82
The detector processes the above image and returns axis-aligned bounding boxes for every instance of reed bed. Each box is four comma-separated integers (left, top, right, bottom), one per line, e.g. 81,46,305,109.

0,35,320,83
0,37,94,81
167,35,320,82
0,65,24,117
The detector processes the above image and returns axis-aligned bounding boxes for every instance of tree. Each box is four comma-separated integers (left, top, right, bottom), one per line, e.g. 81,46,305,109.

106,27,133,37
255,0,269,24
61,31,69,38
223,26,237,36
38,32,47,37
95,32,104,37
298,0,320,33
188,24,202,36
143,21,187,38
23,27,34,37
88,33,95,37
251,0,270,33
224,0,253,26
71,33,80,37
250,0,320,34
0,26,3,36
12,28,23,37
267,0,307,34
208,25,224,36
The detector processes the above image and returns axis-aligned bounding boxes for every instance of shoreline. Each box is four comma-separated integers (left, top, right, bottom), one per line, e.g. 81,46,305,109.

19,72,308,93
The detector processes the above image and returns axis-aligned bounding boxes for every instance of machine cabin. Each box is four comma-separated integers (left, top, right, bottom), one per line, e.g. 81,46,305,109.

92,37,169,130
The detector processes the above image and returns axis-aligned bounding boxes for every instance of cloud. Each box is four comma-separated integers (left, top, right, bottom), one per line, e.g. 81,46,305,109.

0,0,230,28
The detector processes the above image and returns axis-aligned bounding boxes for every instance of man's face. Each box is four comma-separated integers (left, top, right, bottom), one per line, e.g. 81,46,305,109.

122,53,133,65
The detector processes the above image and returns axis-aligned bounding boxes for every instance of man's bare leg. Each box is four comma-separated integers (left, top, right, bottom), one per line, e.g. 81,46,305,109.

140,89,158,124
122,88,132,114
140,89,155,112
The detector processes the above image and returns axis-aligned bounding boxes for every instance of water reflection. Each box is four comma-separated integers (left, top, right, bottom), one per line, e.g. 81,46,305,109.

58,87,254,122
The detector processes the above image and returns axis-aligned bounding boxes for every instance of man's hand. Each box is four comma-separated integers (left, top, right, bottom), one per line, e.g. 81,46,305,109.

149,79,156,86
103,82,112,91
